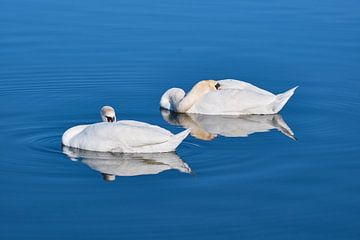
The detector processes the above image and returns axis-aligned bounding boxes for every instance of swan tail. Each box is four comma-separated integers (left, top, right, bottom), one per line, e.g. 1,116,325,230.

272,86,298,113
167,129,191,151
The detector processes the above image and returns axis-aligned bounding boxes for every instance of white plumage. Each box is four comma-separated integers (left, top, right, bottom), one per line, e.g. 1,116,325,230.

62,106,190,153
160,79,298,115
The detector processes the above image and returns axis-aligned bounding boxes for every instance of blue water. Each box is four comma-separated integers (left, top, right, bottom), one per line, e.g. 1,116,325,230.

1,0,360,239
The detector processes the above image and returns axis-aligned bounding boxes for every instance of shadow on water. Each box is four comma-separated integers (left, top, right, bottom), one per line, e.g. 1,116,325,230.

161,109,296,141
62,146,192,182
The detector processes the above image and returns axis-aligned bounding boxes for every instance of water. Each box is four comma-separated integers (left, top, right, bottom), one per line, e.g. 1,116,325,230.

1,0,360,239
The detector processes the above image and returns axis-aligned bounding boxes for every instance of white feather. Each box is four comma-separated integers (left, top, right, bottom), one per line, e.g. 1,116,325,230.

160,79,298,115
62,120,190,153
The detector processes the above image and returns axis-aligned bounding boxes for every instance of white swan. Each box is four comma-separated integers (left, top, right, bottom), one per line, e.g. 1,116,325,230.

161,109,296,141
62,106,190,153
160,79,298,115
63,146,192,181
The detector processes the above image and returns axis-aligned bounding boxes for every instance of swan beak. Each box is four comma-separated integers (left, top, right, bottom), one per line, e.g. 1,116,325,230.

215,83,221,90
106,116,115,122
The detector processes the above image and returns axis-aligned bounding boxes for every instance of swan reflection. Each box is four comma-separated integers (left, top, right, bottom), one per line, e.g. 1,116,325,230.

161,109,296,141
63,146,192,181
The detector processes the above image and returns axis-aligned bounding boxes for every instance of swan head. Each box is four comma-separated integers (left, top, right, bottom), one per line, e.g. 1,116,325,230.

100,106,116,122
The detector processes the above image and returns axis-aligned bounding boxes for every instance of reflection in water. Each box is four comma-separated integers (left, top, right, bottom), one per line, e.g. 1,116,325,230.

161,109,296,141
63,146,192,181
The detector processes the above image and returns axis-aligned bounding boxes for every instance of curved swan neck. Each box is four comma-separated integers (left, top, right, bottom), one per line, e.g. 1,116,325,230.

161,80,217,112
176,83,210,112
176,91,198,112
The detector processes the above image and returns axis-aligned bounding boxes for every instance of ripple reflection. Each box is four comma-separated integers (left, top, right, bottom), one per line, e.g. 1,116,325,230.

63,146,192,181
161,109,296,141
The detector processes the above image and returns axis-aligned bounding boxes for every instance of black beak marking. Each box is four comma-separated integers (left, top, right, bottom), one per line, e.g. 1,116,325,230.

215,83,221,90
106,116,115,122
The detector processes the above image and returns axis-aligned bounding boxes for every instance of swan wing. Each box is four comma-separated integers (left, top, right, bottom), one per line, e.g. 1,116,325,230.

189,88,276,115
68,122,173,152
119,120,172,136
218,79,274,96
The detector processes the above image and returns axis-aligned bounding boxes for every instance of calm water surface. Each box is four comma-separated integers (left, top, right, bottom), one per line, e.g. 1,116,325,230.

1,0,360,239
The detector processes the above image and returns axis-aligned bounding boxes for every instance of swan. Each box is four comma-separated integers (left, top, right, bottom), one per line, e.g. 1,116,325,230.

62,106,190,153
161,109,296,140
63,146,192,181
160,79,298,115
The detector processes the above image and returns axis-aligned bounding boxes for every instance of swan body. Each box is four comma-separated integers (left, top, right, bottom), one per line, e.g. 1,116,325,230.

160,79,298,115
62,106,190,153
161,109,296,140
63,146,191,181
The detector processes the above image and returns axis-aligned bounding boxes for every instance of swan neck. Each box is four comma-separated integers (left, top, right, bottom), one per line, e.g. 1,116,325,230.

176,86,203,112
